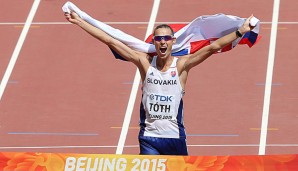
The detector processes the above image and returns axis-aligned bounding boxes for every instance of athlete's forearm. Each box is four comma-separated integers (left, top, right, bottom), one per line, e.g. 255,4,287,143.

211,29,244,51
73,15,146,64
76,18,112,45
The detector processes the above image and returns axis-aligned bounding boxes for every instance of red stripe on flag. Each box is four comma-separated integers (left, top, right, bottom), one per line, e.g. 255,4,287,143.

221,44,233,52
190,40,210,54
239,36,262,48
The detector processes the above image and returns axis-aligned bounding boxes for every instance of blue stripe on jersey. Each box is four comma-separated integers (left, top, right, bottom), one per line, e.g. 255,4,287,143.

177,99,186,138
139,99,146,137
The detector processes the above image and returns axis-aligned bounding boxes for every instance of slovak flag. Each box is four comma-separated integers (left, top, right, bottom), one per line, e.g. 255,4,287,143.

143,15,260,58
62,2,261,61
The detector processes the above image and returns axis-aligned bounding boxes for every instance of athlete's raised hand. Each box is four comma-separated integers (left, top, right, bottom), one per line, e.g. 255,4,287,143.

238,15,256,35
64,11,82,25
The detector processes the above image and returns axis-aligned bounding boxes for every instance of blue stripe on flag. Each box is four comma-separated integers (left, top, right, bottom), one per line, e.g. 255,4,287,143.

243,31,258,45
172,49,189,56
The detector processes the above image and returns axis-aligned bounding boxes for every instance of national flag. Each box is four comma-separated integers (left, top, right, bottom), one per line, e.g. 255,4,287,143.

62,2,261,61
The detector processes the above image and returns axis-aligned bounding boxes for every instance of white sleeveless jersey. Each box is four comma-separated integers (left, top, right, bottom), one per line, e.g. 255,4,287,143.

139,56,186,139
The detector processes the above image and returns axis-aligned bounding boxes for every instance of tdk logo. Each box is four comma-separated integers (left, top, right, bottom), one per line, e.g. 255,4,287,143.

150,94,173,102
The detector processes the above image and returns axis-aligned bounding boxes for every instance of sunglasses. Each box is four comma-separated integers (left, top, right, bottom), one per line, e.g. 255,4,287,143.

153,35,174,42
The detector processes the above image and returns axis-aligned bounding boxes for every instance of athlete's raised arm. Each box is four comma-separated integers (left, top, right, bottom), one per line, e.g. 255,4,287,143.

180,15,255,72
64,11,148,65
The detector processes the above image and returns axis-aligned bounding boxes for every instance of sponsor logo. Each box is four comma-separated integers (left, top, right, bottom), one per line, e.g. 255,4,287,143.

149,94,173,102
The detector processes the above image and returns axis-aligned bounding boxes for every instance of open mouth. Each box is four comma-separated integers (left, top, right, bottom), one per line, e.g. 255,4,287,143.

160,47,167,54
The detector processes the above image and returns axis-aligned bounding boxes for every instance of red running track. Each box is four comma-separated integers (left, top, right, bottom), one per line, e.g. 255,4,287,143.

0,0,297,156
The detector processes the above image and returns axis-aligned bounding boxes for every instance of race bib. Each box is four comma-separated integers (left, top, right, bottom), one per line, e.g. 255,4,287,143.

146,93,176,120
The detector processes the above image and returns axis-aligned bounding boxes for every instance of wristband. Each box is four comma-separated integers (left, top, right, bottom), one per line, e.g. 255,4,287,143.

236,30,243,37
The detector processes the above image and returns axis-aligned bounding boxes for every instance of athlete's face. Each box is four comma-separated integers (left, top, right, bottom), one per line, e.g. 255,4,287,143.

153,28,176,58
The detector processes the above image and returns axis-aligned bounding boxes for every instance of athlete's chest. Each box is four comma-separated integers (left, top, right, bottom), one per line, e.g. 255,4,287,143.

145,66,178,86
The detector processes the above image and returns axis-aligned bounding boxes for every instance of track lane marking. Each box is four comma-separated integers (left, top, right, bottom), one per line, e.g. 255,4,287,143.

111,127,139,129
115,0,160,155
1,21,298,25
14,25,41,28
259,0,280,155
0,0,41,101
251,128,279,131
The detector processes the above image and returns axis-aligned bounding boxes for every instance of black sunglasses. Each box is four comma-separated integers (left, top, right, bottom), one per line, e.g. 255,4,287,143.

153,35,174,42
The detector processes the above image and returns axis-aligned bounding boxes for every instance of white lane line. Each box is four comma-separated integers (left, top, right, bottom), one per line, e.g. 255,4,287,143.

1,144,298,149
0,21,298,25
0,0,41,101
115,0,160,155
259,0,280,155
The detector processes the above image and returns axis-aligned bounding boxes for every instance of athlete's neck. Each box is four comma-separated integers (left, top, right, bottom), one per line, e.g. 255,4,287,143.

156,56,173,72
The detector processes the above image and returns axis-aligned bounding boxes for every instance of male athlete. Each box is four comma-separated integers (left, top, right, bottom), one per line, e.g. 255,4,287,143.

65,11,255,155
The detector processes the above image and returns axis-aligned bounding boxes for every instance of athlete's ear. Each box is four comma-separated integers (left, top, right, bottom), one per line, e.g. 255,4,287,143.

172,37,176,44
152,39,156,45
152,37,155,45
